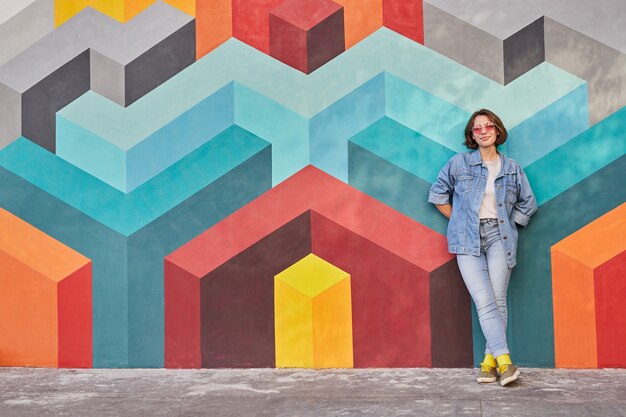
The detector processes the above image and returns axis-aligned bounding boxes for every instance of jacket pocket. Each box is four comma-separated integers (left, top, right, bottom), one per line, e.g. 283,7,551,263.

504,173,518,203
455,172,473,194
506,183,518,204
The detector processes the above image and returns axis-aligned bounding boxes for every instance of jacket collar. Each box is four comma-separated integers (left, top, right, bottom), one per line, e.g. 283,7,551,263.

469,150,483,166
469,149,514,173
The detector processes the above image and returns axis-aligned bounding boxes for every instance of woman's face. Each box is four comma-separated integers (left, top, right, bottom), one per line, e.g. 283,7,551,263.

471,115,499,149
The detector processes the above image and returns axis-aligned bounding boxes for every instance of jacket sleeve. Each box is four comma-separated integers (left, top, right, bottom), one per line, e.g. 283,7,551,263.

513,168,538,226
428,158,454,205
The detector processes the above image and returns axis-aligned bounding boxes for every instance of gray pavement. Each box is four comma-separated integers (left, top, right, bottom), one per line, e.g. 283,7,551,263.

0,367,625,416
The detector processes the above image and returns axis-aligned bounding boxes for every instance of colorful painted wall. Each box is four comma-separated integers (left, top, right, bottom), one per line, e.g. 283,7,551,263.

0,0,624,369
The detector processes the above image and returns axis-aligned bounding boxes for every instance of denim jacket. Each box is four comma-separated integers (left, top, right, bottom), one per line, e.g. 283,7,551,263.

428,150,537,268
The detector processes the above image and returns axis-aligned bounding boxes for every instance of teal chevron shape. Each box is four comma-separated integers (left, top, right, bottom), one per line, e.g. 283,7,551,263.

349,107,625,216
526,106,626,205
308,74,386,181
56,28,586,189
349,116,455,235
57,84,235,193
351,116,456,185
234,83,309,186
0,125,271,367
0,127,269,236
385,74,468,154
384,72,588,166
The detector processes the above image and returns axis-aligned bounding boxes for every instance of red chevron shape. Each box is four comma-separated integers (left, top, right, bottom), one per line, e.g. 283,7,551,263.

164,165,471,368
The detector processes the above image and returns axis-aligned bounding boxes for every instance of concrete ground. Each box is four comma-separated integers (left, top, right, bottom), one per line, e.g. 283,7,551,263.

0,367,624,416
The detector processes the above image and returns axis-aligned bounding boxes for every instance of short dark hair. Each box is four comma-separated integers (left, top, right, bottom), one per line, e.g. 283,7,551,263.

464,109,508,149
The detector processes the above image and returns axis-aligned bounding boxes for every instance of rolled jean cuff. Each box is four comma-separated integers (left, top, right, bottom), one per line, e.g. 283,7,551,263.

491,346,510,360
513,209,531,226
428,192,450,205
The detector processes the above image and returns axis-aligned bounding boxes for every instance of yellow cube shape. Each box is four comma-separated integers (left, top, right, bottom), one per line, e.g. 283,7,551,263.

55,0,195,27
275,254,353,368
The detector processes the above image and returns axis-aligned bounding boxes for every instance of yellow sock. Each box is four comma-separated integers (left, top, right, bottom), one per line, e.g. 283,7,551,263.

496,354,512,367
483,354,496,368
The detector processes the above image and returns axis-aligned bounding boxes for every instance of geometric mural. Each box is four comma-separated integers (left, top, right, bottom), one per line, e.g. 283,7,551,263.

275,253,354,369
1,0,625,368
274,254,354,369
0,208,92,368
0,2,196,151
164,167,472,368
423,0,626,124
552,203,626,368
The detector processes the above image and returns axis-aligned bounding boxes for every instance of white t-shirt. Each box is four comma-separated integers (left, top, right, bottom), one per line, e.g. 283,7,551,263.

479,156,501,219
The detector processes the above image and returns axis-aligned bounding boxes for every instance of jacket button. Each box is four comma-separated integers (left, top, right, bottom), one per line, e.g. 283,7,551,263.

503,236,508,240
498,203,502,207
507,252,511,256
499,220,504,224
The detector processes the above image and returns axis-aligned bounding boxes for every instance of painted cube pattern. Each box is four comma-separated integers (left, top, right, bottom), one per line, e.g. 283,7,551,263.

269,0,345,73
0,208,92,368
275,254,353,368
164,167,473,369
0,0,624,369
552,203,626,368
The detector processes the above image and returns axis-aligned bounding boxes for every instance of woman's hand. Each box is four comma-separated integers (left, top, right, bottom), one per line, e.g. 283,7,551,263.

435,204,452,219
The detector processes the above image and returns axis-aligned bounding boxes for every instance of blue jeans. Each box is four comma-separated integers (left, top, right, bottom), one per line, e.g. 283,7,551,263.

456,218,512,359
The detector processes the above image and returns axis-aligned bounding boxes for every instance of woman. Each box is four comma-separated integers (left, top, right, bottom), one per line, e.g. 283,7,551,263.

428,109,537,386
